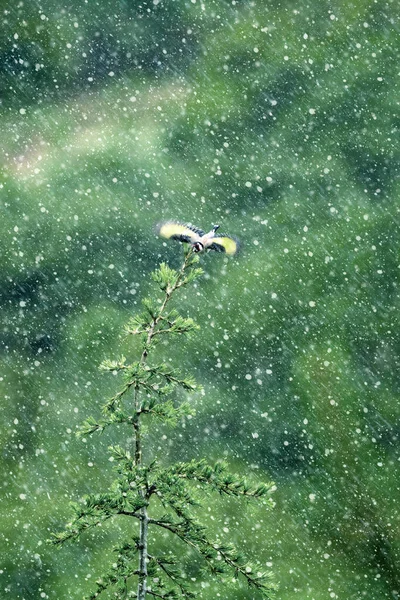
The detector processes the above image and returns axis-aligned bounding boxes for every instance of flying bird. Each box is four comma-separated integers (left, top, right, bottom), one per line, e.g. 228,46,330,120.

157,222,239,256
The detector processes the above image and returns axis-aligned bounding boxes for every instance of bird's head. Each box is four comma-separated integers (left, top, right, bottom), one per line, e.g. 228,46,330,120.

192,242,204,253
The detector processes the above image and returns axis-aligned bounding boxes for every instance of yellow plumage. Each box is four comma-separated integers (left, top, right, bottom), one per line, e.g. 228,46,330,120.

209,236,238,256
158,222,201,244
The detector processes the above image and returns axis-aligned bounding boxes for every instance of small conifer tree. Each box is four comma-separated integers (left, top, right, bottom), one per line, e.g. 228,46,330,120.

51,247,276,599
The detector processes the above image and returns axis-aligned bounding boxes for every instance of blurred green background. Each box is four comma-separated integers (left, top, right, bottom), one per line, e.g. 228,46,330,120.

1,0,400,598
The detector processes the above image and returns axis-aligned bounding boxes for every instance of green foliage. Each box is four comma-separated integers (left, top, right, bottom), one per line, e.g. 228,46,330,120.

125,304,200,340
87,539,140,600
3,1,400,598
51,251,276,599
163,459,275,501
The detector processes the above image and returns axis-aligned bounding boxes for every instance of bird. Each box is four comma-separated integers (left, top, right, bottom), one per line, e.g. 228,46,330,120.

157,221,240,255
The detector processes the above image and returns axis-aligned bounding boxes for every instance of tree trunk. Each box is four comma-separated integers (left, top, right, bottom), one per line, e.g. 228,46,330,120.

137,503,149,600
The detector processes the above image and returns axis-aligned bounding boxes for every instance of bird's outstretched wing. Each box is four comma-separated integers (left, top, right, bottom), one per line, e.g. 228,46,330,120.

157,221,204,243
208,235,240,256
